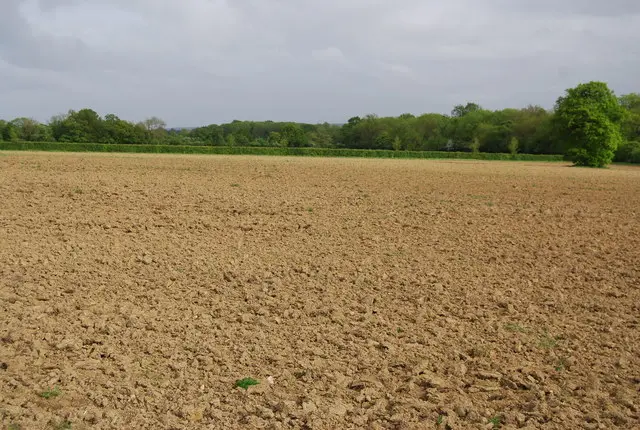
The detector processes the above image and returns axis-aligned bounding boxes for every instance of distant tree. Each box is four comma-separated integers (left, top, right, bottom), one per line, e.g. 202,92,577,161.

141,116,167,131
470,137,480,153
394,119,421,151
346,114,386,149
339,116,362,148
48,109,104,142
48,113,68,141
445,139,454,151
554,81,625,167
1,120,18,141
10,118,39,141
267,131,284,146
307,126,334,148
450,108,492,149
508,137,519,155
374,131,393,150
102,114,146,144
619,93,640,111
281,123,308,147
619,93,640,143
415,113,449,150
392,136,402,151
615,140,640,163
451,102,482,118
190,124,224,145
136,116,167,144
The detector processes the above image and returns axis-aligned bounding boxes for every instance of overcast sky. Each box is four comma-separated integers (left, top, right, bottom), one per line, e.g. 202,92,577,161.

1,0,639,126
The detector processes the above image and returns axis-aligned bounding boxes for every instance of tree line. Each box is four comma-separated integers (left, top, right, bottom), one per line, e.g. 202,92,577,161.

1,82,639,164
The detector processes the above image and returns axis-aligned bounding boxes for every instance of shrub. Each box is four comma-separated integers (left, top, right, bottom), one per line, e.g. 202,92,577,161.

0,141,566,162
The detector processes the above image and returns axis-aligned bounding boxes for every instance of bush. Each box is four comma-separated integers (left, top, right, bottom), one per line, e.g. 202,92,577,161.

0,141,566,162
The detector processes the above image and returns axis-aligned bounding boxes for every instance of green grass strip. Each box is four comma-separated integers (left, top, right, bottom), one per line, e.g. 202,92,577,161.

0,141,566,162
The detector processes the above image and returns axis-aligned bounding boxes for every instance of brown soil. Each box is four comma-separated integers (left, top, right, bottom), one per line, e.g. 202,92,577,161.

1,152,639,430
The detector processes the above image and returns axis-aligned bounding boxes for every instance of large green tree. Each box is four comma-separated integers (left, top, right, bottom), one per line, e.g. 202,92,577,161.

554,81,625,167
281,123,309,147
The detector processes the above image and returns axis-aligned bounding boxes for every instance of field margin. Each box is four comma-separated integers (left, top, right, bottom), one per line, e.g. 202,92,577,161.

0,141,566,162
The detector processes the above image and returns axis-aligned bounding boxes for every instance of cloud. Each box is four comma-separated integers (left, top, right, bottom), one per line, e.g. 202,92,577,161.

0,0,638,126
312,47,345,62
385,64,414,77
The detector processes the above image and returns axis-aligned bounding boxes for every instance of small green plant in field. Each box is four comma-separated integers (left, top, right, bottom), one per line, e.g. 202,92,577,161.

539,331,559,349
39,386,61,399
437,414,444,425
234,377,259,390
306,207,313,213
230,183,240,187
555,357,568,372
8,423,22,430
486,201,494,207
73,187,83,194
396,327,404,334
489,415,502,428
51,420,72,430
504,323,526,332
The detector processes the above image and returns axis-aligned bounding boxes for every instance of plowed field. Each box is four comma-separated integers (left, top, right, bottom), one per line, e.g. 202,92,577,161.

1,152,639,429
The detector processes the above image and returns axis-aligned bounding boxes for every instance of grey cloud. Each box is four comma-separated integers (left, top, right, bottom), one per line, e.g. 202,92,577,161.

495,0,640,17
1,0,638,126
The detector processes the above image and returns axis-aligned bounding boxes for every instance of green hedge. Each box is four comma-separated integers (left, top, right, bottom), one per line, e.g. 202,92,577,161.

0,141,566,162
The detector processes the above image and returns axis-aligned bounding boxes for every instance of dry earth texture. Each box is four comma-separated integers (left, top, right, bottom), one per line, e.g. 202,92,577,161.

1,152,639,430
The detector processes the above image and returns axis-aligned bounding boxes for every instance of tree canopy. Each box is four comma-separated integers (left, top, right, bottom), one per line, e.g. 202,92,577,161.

554,82,625,167
1,83,639,164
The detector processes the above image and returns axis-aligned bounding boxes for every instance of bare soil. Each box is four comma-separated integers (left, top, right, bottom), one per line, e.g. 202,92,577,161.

1,152,639,430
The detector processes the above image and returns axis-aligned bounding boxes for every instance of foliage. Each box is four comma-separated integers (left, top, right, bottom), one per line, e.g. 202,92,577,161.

281,123,309,147
554,81,625,167
451,102,482,118
234,378,259,390
619,93,640,144
0,141,566,161
470,137,480,153
51,420,72,430
39,386,61,399
1,83,639,162
0,120,18,141
489,415,502,429
508,137,519,155
614,140,640,163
